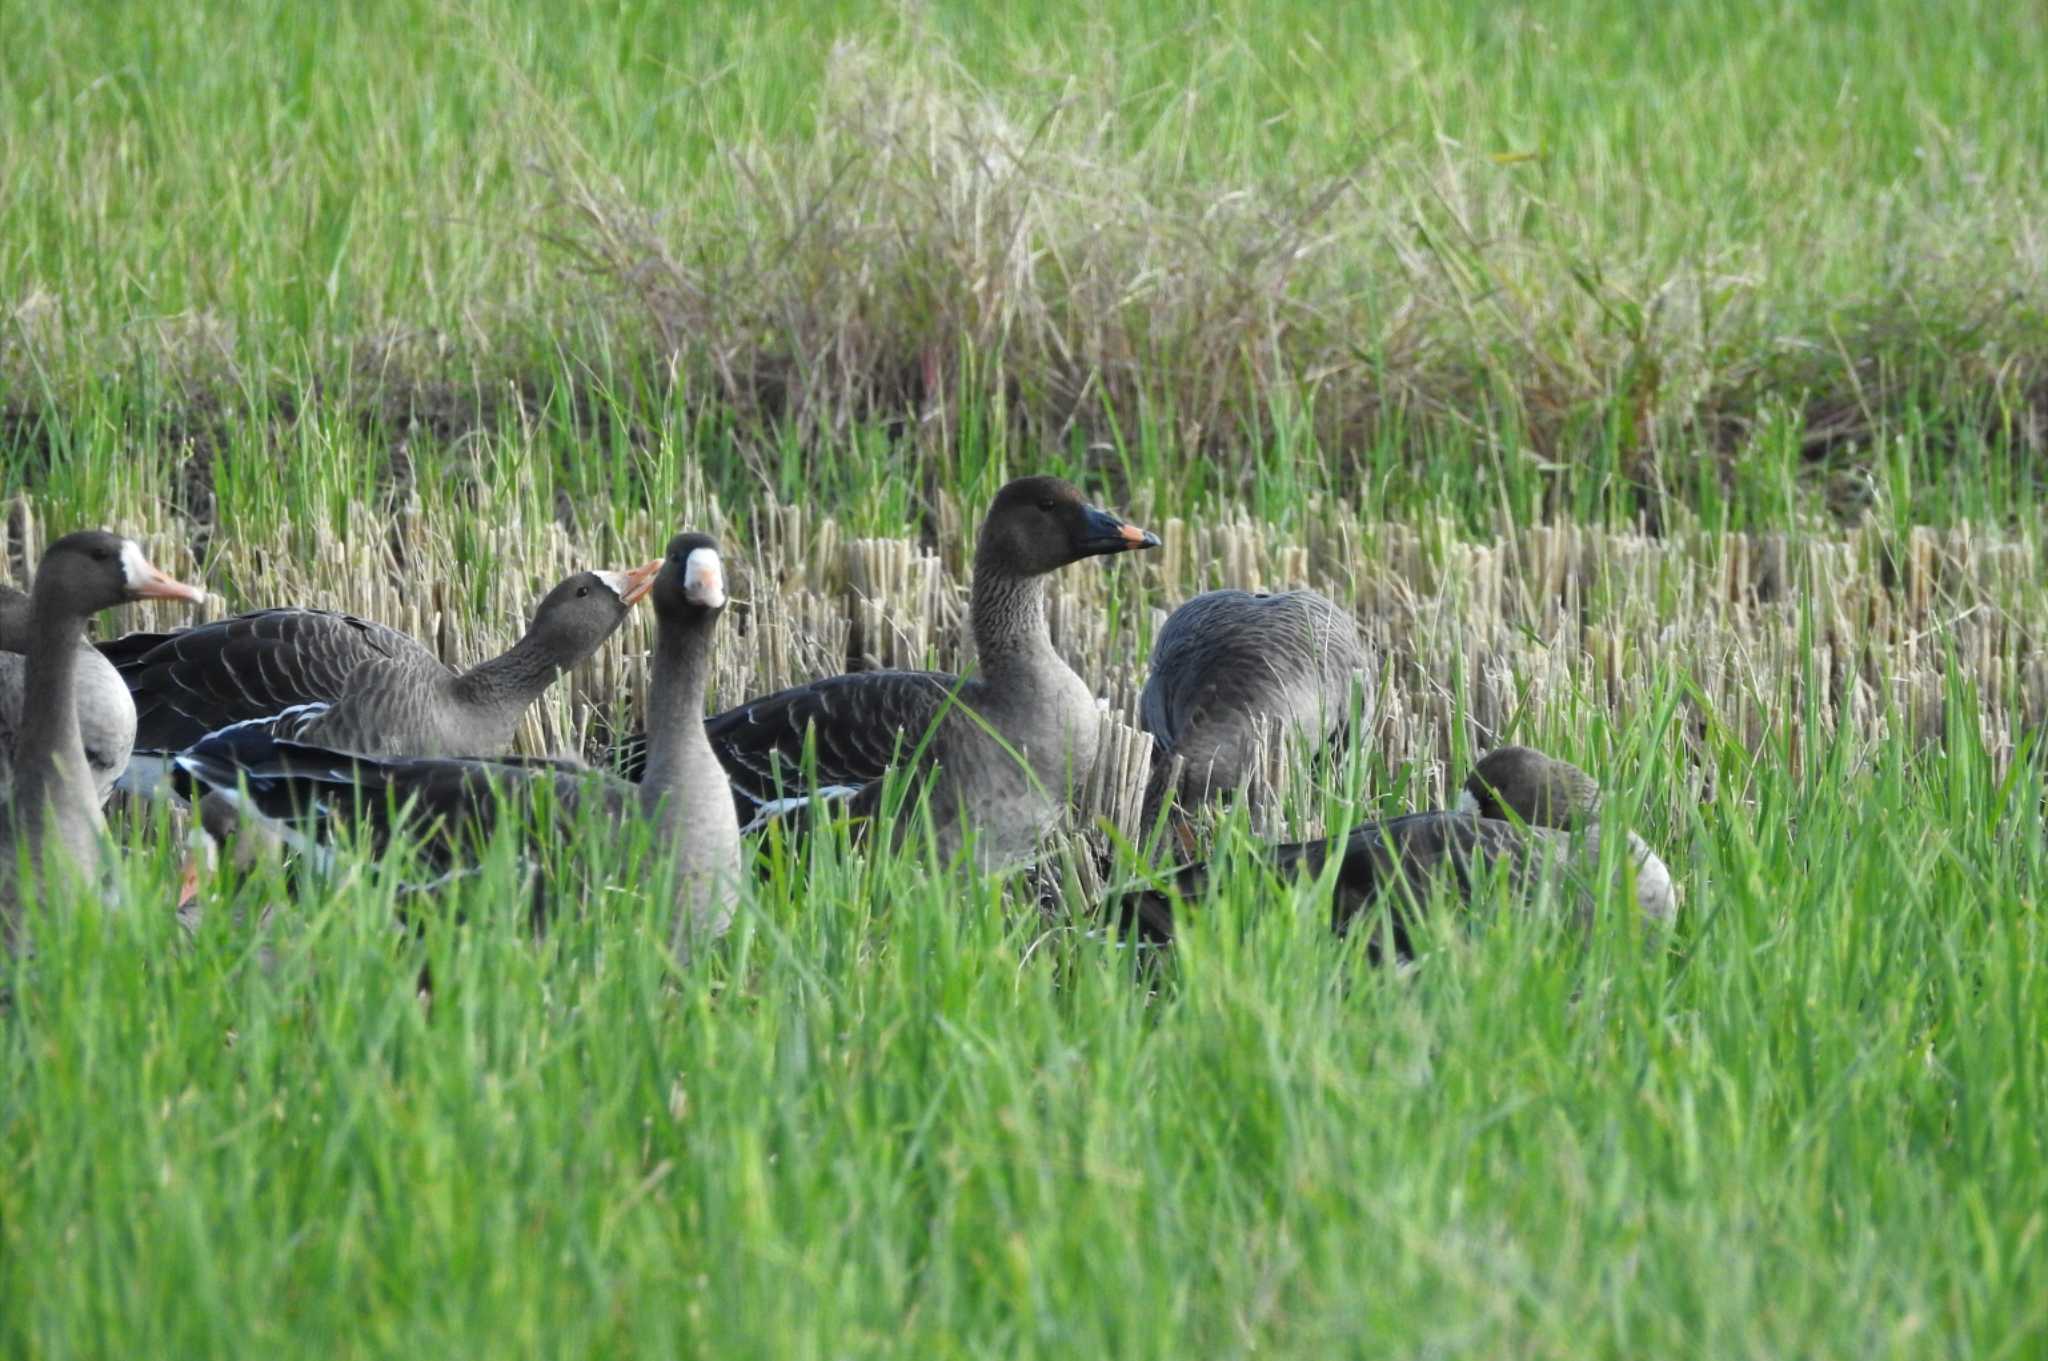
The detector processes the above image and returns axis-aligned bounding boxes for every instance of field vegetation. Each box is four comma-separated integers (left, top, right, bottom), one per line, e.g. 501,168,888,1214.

3,0,2046,1356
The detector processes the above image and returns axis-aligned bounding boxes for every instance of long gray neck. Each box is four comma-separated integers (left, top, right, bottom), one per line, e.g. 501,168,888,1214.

0,589,31,653
969,559,1058,683
449,631,571,725
16,597,92,814
637,614,720,823
644,608,742,958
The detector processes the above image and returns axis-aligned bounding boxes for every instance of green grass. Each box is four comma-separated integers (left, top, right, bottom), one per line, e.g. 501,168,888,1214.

4,0,2047,525
4,692,2046,1357
4,0,2048,1355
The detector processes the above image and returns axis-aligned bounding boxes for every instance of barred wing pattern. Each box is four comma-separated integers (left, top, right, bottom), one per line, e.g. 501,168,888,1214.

175,726,613,892
101,608,435,752
702,670,965,826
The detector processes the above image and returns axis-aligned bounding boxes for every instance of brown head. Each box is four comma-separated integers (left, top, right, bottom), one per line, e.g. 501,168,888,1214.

1456,745,1600,830
32,531,206,621
518,561,662,663
974,476,1159,579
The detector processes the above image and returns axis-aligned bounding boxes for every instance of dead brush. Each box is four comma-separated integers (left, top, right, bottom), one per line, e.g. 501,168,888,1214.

520,36,2048,494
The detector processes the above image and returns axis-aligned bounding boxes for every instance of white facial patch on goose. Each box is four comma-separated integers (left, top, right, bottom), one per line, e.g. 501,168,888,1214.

684,548,726,609
592,570,630,600
119,539,149,590
1453,788,1480,816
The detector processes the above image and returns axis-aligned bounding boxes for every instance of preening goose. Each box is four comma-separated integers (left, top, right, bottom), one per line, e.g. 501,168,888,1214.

173,534,741,955
104,560,661,775
1108,745,1674,952
0,584,139,804
1139,588,1365,815
2,533,206,952
704,476,1158,867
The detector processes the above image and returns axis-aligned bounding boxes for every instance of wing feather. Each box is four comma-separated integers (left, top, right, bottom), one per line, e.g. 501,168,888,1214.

102,608,440,751
692,669,955,815
176,730,609,871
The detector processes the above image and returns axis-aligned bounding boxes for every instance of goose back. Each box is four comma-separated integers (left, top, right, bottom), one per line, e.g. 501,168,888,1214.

102,607,430,752
1139,589,1364,810
1113,811,1541,956
1107,745,1673,950
704,669,961,826
106,565,656,763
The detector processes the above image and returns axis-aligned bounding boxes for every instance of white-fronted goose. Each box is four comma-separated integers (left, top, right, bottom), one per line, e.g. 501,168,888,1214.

173,534,741,954
0,584,138,804
1109,745,1674,953
2,533,206,951
705,476,1158,867
1139,588,1365,814
104,561,661,776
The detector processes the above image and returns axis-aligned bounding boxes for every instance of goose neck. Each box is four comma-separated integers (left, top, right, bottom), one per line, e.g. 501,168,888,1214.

969,565,1056,679
14,598,91,806
450,633,565,717
0,591,30,653
638,615,717,813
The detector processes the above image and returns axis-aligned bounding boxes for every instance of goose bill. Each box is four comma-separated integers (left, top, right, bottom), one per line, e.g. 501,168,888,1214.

1075,505,1162,557
119,542,208,604
614,559,663,605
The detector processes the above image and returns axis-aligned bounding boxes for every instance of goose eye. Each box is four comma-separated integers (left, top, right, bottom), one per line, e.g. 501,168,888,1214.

1037,499,1058,512
576,586,590,598
92,547,113,562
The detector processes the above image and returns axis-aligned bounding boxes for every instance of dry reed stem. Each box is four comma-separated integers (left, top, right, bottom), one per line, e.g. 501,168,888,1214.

18,456,2045,868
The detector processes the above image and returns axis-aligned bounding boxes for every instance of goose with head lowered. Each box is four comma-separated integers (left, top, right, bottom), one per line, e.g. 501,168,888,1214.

104,559,662,783
173,534,741,956
3,532,207,952
0,583,140,805
1139,587,1365,821
701,476,1158,868
1107,745,1674,955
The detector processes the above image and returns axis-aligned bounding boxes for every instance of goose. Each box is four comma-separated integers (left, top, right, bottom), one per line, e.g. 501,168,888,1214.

2,532,206,952
104,561,662,782
1108,745,1674,953
703,476,1158,868
172,533,741,955
1139,587,1365,817
0,584,139,804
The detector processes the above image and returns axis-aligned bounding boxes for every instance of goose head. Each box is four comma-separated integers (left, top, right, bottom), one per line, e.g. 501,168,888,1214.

652,532,728,621
976,477,1159,578
1455,745,1600,830
522,560,662,658
36,531,206,616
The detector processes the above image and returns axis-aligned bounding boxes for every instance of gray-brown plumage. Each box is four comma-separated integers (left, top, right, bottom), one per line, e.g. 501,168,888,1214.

0,584,138,804
102,560,660,769
705,476,1159,867
1139,588,1365,816
172,534,742,956
1108,745,1675,952
3,533,206,953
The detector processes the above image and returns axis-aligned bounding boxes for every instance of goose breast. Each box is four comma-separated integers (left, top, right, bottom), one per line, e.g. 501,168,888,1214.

0,586,139,805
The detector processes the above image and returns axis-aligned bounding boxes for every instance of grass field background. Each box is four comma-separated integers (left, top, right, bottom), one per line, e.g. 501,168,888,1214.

3,1,2047,1356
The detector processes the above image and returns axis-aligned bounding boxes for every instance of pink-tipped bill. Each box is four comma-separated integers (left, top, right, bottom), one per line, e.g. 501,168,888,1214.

120,541,208,605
